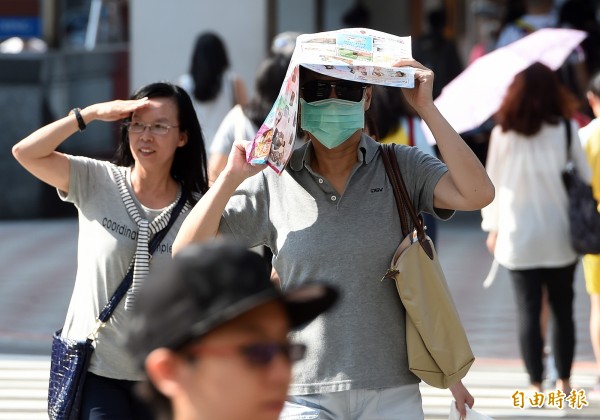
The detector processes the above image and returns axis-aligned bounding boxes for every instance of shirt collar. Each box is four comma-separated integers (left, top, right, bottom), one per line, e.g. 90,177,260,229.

289,132,380,172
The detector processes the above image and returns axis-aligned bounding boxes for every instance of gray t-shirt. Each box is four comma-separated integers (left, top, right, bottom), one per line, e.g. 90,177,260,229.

219,133,452,394
210,104,257,155
58,156,191,380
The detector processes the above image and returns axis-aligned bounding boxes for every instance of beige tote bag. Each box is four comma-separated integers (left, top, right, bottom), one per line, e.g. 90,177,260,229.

381,144,474,389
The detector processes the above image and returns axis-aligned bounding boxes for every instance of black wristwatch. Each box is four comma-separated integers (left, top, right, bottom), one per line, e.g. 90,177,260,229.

70,107,87,131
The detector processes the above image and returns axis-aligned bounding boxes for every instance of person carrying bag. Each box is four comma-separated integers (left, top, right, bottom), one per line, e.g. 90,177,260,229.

48,193,186,419
12,81,209,419
381,144,474,389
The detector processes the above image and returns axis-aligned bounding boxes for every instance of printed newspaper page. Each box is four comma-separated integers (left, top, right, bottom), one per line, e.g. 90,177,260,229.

247,28,415,174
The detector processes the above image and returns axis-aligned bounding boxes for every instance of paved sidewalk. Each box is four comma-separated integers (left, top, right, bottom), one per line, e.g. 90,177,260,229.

0,219,76,355
0,213,597,419
421,358,600,419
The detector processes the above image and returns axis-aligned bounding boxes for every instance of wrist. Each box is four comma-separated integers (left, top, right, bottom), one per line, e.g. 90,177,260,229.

219,168,246,191
415,102,438,120
69,107,87,131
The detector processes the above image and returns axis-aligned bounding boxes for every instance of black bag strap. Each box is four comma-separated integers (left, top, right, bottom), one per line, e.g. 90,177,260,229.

564,118,573,163
381,144,434,260
97,192,187,322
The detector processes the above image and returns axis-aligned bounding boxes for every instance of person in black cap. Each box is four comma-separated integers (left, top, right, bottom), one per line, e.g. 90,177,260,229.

126,241,337,420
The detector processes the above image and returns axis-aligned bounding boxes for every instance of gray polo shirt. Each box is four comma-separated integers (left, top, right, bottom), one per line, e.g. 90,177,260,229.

220,133,451,394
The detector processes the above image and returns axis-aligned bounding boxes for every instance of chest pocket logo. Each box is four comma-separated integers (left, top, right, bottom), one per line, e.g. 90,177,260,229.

371,187,384,193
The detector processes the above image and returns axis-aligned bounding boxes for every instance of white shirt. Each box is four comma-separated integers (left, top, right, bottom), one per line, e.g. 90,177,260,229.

178,70,236,150
210,104,256,155
579,117,600,147
481,121,591,269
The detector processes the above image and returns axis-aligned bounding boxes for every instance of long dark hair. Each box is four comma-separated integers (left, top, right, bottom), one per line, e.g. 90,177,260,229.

113,82,209,204
243,54,290,127
367,85,414,141
495,62,579,136
190,32,230,102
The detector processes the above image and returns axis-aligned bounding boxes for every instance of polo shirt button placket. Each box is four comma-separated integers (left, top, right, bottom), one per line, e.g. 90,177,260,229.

330,195,337,201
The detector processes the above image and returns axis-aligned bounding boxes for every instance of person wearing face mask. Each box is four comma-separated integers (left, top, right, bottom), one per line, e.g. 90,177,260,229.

173,33,495,419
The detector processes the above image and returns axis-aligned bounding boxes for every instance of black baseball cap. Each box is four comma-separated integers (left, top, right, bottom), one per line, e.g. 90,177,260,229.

126,242,338,365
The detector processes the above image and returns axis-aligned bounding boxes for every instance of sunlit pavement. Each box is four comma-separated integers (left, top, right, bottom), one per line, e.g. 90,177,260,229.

0,213,599,419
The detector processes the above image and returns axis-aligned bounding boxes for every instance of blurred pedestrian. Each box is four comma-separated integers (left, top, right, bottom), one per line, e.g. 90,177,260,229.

366,84,439,244
495,0,556,49
559,0,600,120
12,81,209,419
468,1,502,64
126,241,337,420
271,32,300,58
208,54,290,184
173,29,495,417
413,7,464,99
578,71,600,398
481,62,591,393
178,32,248,149
341,0,371,28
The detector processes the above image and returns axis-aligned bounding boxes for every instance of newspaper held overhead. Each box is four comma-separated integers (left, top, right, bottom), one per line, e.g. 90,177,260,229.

247,28,416,174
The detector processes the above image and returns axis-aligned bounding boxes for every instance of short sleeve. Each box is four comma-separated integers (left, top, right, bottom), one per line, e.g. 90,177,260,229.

219,172,272,248
394,145,451,220
58,155,112,208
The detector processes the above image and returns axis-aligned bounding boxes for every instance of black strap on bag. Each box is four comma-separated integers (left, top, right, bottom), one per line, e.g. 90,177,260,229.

564,118,573,167
98,191,187,322
380,143,434,260
48,191,188,420
561,119,600,254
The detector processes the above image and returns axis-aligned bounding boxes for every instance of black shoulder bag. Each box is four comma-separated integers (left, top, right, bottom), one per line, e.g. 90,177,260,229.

47,192,187,420
561,119,600,254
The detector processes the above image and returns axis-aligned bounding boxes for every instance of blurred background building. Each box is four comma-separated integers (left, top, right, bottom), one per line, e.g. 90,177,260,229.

1,0,599,218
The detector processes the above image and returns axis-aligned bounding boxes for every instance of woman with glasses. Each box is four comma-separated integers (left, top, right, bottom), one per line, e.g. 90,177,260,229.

126,242,337,420
173,36,494,419
12,82,209,419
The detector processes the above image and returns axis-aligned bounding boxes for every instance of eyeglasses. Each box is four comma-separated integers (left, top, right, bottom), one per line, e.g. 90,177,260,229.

125,121,179,135
187,342,307,367
301,80,366,103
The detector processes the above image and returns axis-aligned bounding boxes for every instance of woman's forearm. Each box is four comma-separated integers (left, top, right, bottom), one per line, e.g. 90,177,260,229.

11,112,84,192
173,170,241,254
420,104,495,210
13,114,80,162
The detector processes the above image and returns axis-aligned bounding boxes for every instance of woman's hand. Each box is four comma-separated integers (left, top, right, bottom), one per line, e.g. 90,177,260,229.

222,139,267,185
393,59,435,111
173,138,267,254
82,98,150,123
486,231,497,254
449,380,474,418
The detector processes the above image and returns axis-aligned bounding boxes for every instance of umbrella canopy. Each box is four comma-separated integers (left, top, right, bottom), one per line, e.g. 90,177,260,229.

423,28,587,143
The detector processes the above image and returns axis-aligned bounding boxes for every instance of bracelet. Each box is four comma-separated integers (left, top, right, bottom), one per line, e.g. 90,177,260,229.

70,107,87,131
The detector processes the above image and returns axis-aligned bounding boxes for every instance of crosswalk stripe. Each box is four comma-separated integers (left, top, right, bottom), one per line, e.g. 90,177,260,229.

0,354,599,419
420,364,600,419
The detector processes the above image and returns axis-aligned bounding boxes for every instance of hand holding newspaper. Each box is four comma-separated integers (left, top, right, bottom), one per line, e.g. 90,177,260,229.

247,28,417,174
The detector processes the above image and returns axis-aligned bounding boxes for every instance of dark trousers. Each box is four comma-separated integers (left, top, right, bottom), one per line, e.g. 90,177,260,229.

509,263,577,384
80,372,154,420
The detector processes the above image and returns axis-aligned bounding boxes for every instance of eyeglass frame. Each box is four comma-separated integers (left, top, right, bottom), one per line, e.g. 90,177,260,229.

124,121,180,135
301,79,367,103
183,341,307,367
